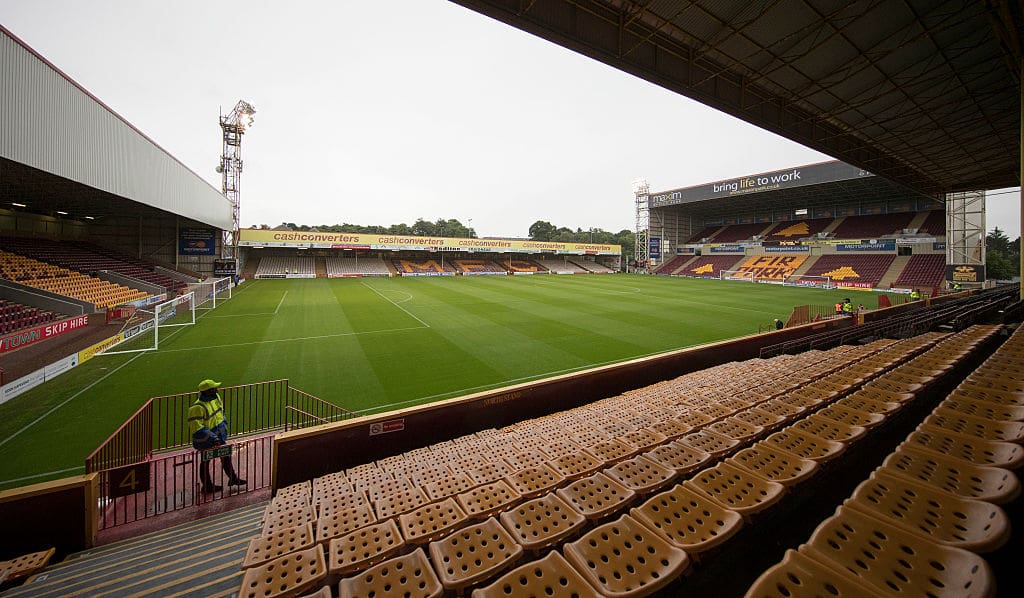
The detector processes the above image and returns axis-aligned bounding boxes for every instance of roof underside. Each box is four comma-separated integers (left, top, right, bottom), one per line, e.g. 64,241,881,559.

451,0,1023,197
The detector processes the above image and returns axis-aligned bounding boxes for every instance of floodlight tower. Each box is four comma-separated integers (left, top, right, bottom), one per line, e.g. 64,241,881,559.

633,178,650,272
217,100,256,259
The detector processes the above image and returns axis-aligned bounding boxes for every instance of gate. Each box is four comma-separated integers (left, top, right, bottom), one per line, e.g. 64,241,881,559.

86,380,351,530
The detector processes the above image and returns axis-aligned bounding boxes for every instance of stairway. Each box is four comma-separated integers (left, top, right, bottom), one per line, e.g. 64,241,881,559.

878,255,911,289
2,502,266,598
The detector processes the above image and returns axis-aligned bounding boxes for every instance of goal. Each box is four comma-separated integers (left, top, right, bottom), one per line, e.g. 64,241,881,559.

102,292,196,354
188,277,232,312
720,270,755,282
783,274,834,289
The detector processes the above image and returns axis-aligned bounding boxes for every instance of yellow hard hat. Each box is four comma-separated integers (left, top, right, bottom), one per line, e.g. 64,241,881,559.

197,379,222,391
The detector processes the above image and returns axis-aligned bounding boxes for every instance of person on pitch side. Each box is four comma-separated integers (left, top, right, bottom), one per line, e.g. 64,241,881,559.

188,379,246,493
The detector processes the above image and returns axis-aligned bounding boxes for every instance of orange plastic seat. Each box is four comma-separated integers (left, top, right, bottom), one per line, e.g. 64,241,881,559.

846,473,1010,553
803,505,995,598
792,414,867,444
244,522,315,569
881,444,1020,504
938,397,1024,422
630,483,743,555
505,464,565,500
563,514,690,598
423,473,476,501
238,545,327,598
762,428,846,462
949,386,1024,408
745,549,888,598
468,461,515,485
707,417,763,444
677,429,741,459
337,547,442,598
457,480,522,520
684,462,786,520
556,471,637,521
603,455,677,495
470,550,602,598
262,504,314,536
316,490,369,519
726,445,819,487
327,518,405,576
907,426,1024,469
546,451,605,481
815,403,886,428
643,440,712,476
587,438,640,464
315,503,377,545
922,410,1024,443
374,487,430,519
731,408,787,431
399,497,470,545
499,493,586,551
0,547,55,585
428,517,524,593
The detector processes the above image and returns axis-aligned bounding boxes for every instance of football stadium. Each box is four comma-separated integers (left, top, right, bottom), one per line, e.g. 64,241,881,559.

1,3,1024,597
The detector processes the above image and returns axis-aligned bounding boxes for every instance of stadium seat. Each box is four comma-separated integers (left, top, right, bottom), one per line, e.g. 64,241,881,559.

725,445,819,487
921,411,1024,443
879,445,1021,504
545,451,605,480
814,403,886,429
745,549,886,598
457,480,523,520
802,506,995,598
470,550,602,598
498,493,586,551
562,514,691,598
556,472,637,522
315,504,377,546
846,473,1011,553
374,487,430,519
643,441,713,476
603,455,677,495
398,497,470,545
0,547,55,585
677,429,741,459
238,545,327,598
428,517,524,593
630,484,744,556
937,397,1024,422
243,522,315,569
791,414,868,444
337,547,442,598
327,519,405,576
423,474,476,502
684,462,787,520
504,464,565,500
762,428,846,462
262,504,314,537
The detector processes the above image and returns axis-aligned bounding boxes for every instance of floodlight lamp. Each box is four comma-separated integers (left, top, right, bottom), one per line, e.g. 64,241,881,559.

11,202,26,207
57,210,68,215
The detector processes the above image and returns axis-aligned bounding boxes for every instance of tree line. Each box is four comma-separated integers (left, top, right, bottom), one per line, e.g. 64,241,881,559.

986,228,1020,280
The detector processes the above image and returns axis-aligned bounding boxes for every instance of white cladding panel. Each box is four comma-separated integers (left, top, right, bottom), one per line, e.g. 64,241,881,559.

0,29,232,229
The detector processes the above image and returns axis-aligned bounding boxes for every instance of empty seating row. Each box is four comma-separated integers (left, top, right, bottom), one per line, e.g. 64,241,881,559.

392,259,457,275
535,259,588,274
0,299,60,335
802,253,896,288
672,255,744,278
1,250,149,309
238,330,978,596
894,253,946,290
829,212,915,239
748,324,1022,597
325,257,391,277
254,257,316,277
452,260,507,274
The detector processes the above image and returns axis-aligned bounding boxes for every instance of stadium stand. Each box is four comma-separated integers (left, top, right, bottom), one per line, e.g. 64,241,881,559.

767,218,833,241
917,209,947,236
731,254,808,281
572,260,615,273
801,254,896,288
506,259,547,274
893,253,946,291
0,299,60,335
684,226,723,243
0,250,149,309
675,255,745,278
828,212,915,239
452,259,506,274
254,256,316,278
325,257,391,277
392,259,457,275
654,254,693,274
710,222,777,243
535,259,587,274
0,237,189,293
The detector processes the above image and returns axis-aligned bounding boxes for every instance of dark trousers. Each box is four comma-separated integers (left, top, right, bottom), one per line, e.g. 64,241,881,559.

198,454,239,489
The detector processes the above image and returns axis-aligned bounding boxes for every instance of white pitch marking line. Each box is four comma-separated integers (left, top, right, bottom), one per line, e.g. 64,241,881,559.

0,466,85,486
361,282,431,328
155,325,427,353
275,291,288,314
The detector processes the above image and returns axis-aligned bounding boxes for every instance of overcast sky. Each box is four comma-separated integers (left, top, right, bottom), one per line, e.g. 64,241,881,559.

1,1,1019,239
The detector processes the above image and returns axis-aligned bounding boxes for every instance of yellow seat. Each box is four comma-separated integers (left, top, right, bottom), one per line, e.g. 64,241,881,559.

315,489,368,518
792,414,867,444
815,403,886,428
938,397,1024,422
762,428,846,462
745,549,888,597
374,487,429,519
803,505,994,598
949,386,1024,408
262,503,314,537
238,545,326,598
422,474,475,502
457,480,522,520
643,440,712,476
586,438,640,464
498,492,586,551
428,517,524,593
563,514,690,598
921,410,1024,443
677,429,741,459
630,483,743,555
504,464,565,500
314,503,376,546
846,472,1010,553
546,451,605,481
619,428,668,452
337,547,442,598
0,547,55,585
470,550,602,598
327,518,405,576
468,461,514,485
880,445,1020,505
732,407,787,432
604,455,677,495
707,417,764,443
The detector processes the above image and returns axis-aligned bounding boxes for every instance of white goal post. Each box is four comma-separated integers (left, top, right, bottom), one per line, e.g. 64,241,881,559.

720,270,755,282
189,277,232,312
782,274,834,289
101,292,196,354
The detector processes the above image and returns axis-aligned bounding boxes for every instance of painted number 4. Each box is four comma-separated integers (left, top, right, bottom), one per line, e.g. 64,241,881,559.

109,463,150,498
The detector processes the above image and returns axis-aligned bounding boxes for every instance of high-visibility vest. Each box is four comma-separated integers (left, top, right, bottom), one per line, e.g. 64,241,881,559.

835,303,843,313
188,395,226,437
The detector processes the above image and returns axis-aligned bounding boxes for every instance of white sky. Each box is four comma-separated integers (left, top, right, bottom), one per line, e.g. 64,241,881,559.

1,1,1019,239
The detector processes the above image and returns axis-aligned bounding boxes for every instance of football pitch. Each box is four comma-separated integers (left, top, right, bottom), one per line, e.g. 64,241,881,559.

0,274,864,488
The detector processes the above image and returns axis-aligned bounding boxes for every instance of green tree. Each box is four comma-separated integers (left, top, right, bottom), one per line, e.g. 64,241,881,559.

987,227,1020,280
528,221,557,241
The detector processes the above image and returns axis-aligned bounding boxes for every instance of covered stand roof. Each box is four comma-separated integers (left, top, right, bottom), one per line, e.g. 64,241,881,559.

451,0,1023,197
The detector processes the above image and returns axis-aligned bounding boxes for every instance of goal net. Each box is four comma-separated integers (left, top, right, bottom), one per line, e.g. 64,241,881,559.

720,270,755,282
102,292,196,354
783,274,834,289
189,277,232,312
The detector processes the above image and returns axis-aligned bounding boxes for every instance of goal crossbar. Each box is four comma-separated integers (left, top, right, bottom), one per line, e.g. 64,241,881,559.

720,270,755,282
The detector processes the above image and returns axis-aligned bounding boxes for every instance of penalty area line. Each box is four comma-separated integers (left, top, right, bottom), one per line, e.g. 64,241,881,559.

361,282,431,328
275,291,288,314
155,325,428,353
0,466,85,487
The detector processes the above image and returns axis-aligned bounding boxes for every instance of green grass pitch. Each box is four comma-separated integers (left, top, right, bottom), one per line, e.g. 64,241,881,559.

0,274,868,488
